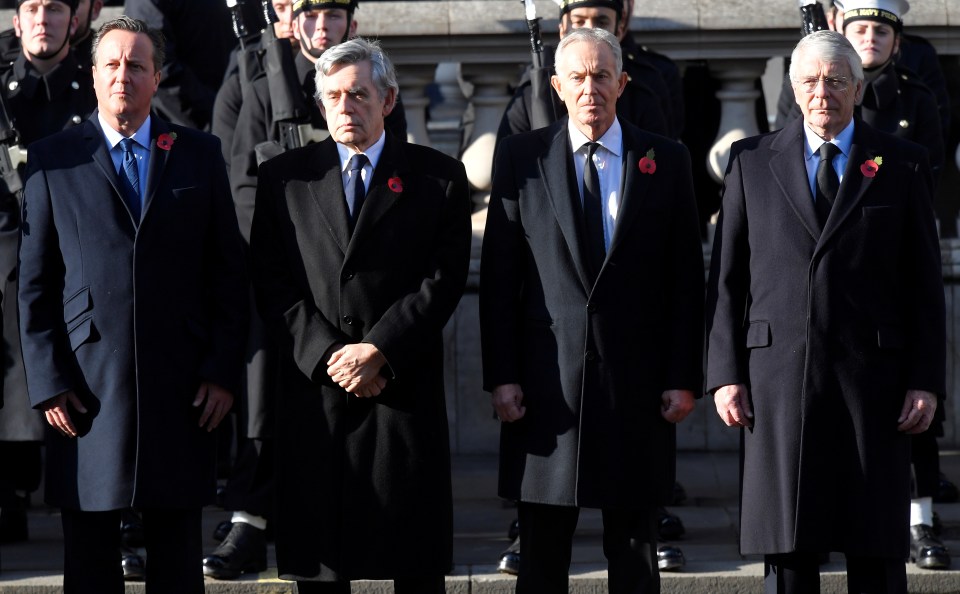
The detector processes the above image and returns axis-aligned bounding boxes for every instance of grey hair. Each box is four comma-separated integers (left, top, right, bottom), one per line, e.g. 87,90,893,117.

92,16,165,73
554,27,623,77
789,30,863,85
313,37,399,103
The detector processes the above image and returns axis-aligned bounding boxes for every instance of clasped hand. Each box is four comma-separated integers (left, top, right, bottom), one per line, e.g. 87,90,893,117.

326,342,388,397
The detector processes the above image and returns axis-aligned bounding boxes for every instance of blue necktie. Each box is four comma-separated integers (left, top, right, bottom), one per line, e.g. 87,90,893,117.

119,138,141,222
345,153,368,228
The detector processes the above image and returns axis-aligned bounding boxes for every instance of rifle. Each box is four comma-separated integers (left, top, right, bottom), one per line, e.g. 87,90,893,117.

0,95,23,196
523,0,558,130
799,1,829,37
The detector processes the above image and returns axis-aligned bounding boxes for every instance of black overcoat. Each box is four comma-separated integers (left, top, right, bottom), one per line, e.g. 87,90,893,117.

705,117,945,557
18,114,249,511
480,118,704,509
249,133,471,580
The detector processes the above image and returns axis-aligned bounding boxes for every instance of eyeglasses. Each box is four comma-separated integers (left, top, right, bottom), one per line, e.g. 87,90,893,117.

794,76,850,93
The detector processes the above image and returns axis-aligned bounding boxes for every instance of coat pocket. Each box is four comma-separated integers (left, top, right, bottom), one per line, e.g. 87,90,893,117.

745,320,771,349
63,286,92,327
67,316,97,351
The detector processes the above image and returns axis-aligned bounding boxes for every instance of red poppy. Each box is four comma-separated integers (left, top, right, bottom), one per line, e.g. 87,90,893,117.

388,177,403,193
860,159,879,178
638,157,656,175
156,132,177,151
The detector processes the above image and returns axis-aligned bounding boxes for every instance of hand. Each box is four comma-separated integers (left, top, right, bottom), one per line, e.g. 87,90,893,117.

897,389,938,434
42,390,87,437
661,389,695,424
714,383,753,428
193,382,234,431
327,343,387,397
492,383,526,422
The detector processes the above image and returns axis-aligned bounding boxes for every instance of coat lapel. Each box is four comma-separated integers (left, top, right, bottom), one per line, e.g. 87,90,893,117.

538,120,593,291
142,115,172,219
349,134,406,251
306,139,352,254
85,114,137,227
607,123,651,257
770,118,821,241
819,120,877,245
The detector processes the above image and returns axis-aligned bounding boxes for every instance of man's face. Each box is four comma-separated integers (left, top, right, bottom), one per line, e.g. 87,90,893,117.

550,39,627,140
559,7,619,37
72,0,102,43
844,21,899,69
294,8,355,60
14,0,78,61
791,50,862,140
319,59,395,152
92,29,160,127
272,0,297,44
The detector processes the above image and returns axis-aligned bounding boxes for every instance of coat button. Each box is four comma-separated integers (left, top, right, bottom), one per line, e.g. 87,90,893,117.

342,271,354,281
7,80,16,91
586,303,597,313
71,115,81,124
343,315,353,325
899,119,910,129
71,81,79,90
585,350,596,361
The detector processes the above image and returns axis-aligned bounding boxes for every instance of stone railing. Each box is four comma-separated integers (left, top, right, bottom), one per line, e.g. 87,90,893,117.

4,2,959,452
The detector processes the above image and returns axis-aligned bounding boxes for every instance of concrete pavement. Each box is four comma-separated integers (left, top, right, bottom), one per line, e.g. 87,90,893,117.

2,450,960,593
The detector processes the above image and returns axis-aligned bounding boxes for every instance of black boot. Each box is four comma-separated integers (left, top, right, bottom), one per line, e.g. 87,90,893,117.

202,522,268,580
121,548,146,581
497,535,520,575
657,544,685,571
911,524,951,570
657,507,685,541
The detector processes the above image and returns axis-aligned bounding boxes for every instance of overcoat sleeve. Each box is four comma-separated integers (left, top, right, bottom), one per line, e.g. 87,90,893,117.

704,142,751,394
18,150,73,406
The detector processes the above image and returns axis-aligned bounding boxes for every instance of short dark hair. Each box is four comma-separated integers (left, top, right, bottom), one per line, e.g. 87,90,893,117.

92,16,165,73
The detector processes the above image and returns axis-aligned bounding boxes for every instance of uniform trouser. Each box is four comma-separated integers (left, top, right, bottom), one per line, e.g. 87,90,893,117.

764,552,906,594
61,507,203,594
222,437,274,519
296,576,444,594
912,429,940,499
516,501,659,594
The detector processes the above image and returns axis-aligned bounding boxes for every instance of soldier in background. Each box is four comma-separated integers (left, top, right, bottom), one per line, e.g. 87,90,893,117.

0,0,95,547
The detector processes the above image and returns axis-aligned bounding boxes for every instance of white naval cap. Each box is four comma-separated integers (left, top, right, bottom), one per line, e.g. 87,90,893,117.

837,0,909,31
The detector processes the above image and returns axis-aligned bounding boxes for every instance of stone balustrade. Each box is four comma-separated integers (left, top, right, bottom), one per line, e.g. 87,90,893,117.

3,2,959,451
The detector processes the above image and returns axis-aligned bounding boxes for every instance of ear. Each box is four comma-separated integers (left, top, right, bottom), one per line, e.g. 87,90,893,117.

292,14,302,41
381,86,397,117
616,71,628,97
69,14,78,39
853,78,864,104
550,73,563,97
558,16,569,38
91,0,104,20
893,34,901,57
12,15,20,39
348,18,358,38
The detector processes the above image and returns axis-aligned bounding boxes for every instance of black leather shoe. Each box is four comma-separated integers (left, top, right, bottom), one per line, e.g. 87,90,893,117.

120,509,145,549
212,519,233,543
0,496,28,543
911,524,951,570
497,535,520,575
657,544,685,571
121,549,146,581
935,473,959,504
202,522,267,580
657,507,685,541
671,481,688,506
507,518,520,541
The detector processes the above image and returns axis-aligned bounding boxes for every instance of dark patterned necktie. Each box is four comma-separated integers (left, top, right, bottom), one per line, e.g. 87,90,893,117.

815,142,840,228
119,138,141,222
582,142,605,281
345,153,368,228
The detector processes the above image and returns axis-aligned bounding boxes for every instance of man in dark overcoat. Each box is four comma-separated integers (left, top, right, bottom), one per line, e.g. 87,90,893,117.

249,37,470,593
480,27,704,594
18,16,247,594
705,30,944,594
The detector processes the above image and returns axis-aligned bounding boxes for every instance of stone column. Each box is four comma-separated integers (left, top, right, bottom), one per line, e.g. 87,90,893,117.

429,62,471,159
395,63,437,147
460,63,514,208
706,59,768,183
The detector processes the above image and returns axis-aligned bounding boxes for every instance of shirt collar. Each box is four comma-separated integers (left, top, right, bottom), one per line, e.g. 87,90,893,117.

567,117,623,158
337,131,386,173
803,118,855,161
99,112,152,150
